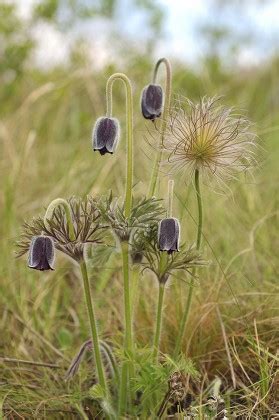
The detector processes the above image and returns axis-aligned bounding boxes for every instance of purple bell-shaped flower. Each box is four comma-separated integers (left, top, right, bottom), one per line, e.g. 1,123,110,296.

141,84,163,121
158,218,180,254
28,236,55,271
92,117,120,155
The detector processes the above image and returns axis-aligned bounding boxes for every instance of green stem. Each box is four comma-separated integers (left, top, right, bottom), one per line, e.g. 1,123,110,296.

152,284,165,362
100,340,120,385
106,74,135,414
121,241,134,356
167,179,174,218
106,73,134,218
44,198,75,241
174,169,203,358
148,58,172,198
131,266,139,317
118,241,134,415
79,260,108,395
153,179,174,362
195,169,203,250
118,362,128,416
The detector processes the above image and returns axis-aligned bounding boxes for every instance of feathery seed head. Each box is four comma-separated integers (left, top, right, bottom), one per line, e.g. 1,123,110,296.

164,96,256,185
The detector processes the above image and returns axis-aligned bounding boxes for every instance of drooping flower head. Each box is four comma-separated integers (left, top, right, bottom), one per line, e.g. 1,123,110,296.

158,217,180,254
17,197,106,262
141,84,163,121
132,220,206,284
28,236,55,271
163,96,256,186
92,117,120,155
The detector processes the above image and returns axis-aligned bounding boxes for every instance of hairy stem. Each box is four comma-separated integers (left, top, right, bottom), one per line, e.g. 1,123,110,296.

118,241,134,415
118,362,129,415
167,179,174,218
44,198,75,241
195,170,203,250
106,73,135,414
106,73,134,218
174,169,203,358
79,260,108,395
148,58,172,198
153,179,174,362
152,284,165,362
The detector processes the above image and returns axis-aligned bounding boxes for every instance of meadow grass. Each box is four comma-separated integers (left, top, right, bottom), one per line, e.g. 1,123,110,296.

0,60,278,418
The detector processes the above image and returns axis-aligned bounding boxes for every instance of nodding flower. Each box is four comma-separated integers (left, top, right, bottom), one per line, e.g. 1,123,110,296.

92,117,120,155
28,236,55,271
158,217,180,254
141,84,163,121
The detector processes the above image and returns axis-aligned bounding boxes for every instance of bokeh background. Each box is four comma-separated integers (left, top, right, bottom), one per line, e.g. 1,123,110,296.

0,0,278,417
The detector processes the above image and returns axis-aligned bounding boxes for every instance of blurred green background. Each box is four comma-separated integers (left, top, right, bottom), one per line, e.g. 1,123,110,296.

0,0,278,417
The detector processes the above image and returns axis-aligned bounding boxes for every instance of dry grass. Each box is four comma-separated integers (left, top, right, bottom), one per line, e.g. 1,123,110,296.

0,61,278,418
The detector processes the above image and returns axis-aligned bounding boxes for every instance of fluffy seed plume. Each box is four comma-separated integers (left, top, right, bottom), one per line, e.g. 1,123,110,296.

163,96,257,186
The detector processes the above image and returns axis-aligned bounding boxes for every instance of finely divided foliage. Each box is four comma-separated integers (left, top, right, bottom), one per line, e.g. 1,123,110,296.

98,193,165,241
132,222,207,284
17,196,106,261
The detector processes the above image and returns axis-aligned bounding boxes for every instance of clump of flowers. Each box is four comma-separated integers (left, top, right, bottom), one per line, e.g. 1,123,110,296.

163,96,256,185
14,58,259,419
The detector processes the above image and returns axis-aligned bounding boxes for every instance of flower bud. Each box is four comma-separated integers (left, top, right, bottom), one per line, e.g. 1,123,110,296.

158,218,180,254
28,236,55,271
141,84,163,121
92,117,120,155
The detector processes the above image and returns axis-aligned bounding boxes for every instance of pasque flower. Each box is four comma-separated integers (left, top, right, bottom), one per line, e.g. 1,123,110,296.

92,117,120,155
17,197,106,262
28,236,55,271
133,221,205,284
164,96,256,185
158,217,180,254
18,197,110,396
141,84,163,121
